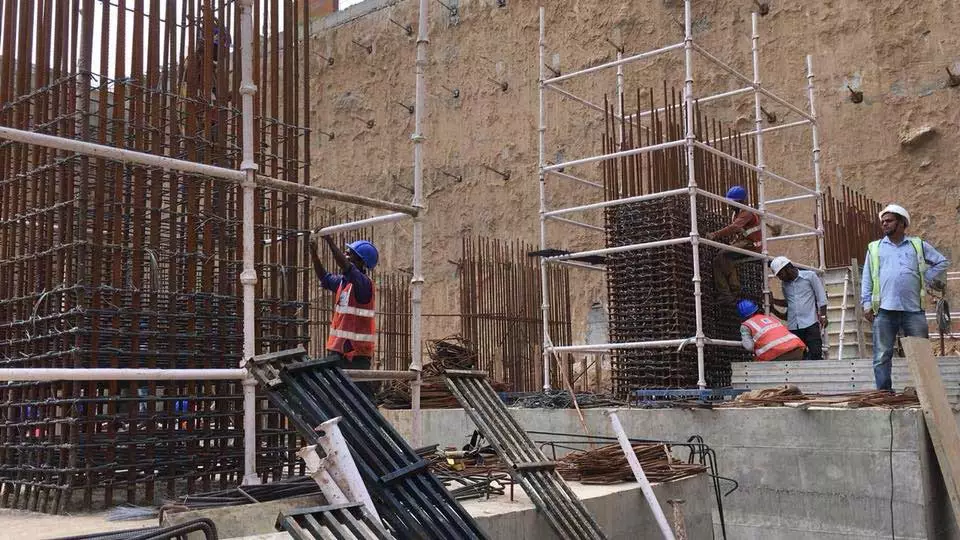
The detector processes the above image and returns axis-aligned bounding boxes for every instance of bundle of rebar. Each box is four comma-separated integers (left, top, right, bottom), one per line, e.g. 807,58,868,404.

0,0,312,513
509,389,625,409
557,443,707,485
460,237,572,391
379,336,506,409
602,87,762,394
160,476,324,516
720,386,920,408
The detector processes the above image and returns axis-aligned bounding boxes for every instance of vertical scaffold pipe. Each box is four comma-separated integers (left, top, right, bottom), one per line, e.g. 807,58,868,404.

538,7,552,391
238,0,260,485
408,0,429,447
751,13,771,314
683,0,706,389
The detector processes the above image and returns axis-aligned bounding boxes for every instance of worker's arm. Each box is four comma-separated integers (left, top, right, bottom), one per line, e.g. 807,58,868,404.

922,241,950,282
707,211,753,240
769,305,788,320
811,274,829,326
309,238,329,282
323,235,352,273
309,238,343,292
860,249,874,322
322,235,373,304
740,324,755,352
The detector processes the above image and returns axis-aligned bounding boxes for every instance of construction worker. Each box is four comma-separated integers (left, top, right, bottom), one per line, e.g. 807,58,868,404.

767,256,828,360
861,204,949,391
309,235,379,397
738,299,806,362
704,185,762,303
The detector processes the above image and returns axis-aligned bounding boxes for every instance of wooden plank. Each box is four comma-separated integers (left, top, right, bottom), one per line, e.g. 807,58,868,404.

902,336,960,530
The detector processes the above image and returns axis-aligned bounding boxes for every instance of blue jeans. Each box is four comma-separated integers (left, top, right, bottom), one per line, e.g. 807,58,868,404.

872,309,928,390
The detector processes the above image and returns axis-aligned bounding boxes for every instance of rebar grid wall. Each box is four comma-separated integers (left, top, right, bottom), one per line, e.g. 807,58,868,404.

601,90,760,392
536,3,826,390
0,0,310,512
460,237,571,392
823,185,883,269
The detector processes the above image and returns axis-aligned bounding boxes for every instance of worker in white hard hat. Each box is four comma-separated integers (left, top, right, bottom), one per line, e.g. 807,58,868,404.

766,256,828,360
861,204,949,391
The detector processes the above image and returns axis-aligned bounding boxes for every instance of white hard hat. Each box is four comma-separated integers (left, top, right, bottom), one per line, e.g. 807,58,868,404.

770,256,792,275
879,204,910,227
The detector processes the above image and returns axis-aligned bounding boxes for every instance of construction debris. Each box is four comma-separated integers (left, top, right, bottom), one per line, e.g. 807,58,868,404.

379,336,507,409
446,370,608,540
720,386,920,408
557,444,707,485
509,389,625,409
422,432,515,501
248,347,487,540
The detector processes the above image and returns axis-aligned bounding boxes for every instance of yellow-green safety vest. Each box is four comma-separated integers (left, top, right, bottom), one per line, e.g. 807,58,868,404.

867,237,927,314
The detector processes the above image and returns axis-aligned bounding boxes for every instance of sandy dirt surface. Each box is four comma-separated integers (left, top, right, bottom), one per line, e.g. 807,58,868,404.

0,508,157,540
306,0,960,347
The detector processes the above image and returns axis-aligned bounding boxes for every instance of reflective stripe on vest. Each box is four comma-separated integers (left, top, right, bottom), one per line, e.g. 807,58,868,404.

741,213,762,248
326,281,376,359
329,328,377,342
744,314,805,362
868,237,927,314
334,304,377,318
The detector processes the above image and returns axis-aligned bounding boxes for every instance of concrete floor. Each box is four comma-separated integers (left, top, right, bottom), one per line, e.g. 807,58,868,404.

1,507,156,540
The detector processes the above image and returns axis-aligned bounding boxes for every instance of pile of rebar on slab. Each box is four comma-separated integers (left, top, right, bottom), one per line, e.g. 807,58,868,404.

557,443,707,485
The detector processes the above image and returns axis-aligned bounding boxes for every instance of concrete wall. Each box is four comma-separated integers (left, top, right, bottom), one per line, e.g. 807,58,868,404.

303,0,960,344
383,407,959,539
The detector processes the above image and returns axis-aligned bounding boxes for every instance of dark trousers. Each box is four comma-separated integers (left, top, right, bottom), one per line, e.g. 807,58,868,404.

325,351,377,402
792,323,823,360
713,252,752,304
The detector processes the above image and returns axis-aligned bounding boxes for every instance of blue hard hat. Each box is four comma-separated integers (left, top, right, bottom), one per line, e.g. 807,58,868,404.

725,185,747,201
737,299,759,319
346,240,379,270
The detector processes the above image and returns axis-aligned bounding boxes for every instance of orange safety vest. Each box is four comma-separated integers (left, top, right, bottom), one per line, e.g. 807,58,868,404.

742,313,805,362
737,211,762,251
326,281,376,360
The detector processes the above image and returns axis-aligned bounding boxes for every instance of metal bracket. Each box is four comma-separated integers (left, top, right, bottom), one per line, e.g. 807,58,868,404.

379,459,429,485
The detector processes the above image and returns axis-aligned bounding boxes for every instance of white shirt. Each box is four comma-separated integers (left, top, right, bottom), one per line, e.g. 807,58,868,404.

781,270,827,330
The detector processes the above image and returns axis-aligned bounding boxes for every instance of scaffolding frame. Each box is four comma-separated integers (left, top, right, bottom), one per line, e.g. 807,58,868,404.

537,1,826,390
0,0,428,482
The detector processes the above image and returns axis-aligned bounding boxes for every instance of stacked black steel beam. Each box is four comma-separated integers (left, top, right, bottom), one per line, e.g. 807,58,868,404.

277,503,395,540
445,370,608,540
248,347,487,540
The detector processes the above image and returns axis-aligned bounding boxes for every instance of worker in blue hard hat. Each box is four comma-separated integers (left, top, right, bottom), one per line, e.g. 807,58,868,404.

703,185,763,304
737,299,806,362
309,235,379,398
